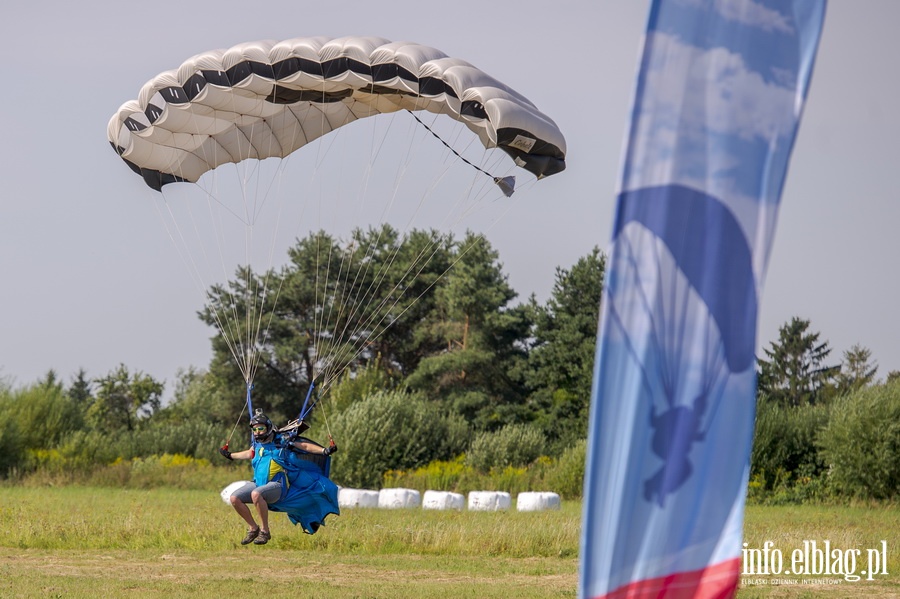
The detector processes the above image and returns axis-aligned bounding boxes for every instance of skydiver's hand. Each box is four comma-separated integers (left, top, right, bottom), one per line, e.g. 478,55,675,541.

219,446,233,461
323,444,337,456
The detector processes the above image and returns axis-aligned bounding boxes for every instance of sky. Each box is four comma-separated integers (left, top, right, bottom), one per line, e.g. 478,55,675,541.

1,1,898,395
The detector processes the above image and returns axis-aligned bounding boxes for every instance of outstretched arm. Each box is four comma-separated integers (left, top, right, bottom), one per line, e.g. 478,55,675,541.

219,445,254,461
291,440,336,456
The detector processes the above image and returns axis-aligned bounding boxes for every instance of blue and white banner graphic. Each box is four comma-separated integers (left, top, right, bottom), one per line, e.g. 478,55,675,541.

580,2,826,598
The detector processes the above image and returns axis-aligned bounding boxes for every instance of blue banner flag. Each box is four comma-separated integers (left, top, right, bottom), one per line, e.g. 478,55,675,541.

580,2,826,598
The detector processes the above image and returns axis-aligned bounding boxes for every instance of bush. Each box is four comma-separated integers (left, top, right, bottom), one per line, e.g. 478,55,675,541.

750,399,829,491
544,438,586,499
327,359,397,415
20,452,223,489
114,420,225,461
98,454,216,489
384,456,468,492
384,449,585,498
819,380,900,500
466,423,545,472
30,429,120,474
0,416,23,477
328,389,470,488
20,419,225,476
0,382,83,454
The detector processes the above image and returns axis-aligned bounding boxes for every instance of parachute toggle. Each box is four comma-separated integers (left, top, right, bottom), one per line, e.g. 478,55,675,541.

494,176,516,198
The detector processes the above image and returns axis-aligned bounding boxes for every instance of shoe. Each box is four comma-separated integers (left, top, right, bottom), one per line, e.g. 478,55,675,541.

253,530,271,545
240,528,260,545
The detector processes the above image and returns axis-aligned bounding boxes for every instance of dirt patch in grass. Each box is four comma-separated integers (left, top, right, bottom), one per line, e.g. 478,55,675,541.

0,549,577,598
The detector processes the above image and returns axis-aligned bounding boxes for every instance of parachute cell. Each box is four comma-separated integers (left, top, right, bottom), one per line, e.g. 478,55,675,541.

107,36,566,191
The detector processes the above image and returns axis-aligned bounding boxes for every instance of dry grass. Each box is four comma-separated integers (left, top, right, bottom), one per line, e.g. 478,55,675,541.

0,549,576,598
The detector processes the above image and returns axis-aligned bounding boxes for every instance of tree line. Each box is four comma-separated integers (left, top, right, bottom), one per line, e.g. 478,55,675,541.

1,227,898,501
752,317,900,502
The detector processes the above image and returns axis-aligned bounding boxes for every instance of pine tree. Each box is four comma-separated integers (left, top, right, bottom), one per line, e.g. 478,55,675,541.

525,248,606,445
835,343,878,394
757,317,838,407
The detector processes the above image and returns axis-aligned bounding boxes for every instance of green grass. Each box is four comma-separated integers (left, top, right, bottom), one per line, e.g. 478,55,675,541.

0,486,898,597
0,486,578,598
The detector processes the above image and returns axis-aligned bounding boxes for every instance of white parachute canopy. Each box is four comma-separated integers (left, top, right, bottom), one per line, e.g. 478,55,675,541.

108,36,566,396
108,36,565,190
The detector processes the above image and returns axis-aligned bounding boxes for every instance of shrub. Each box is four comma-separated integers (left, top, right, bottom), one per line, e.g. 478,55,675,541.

819,380,900,500
466,423,545,472
114,420,225,461
384,456,467,492
104,454,216,489
30,429,120,474
328,389,470,488
327,359,397,415
0,382,83,454
0,417,23,477
750,399,829,491
384,449,584,498
19,451,223,489
544,438,586,499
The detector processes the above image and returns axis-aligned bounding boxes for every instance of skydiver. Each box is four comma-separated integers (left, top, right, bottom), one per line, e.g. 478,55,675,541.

219,411,337,545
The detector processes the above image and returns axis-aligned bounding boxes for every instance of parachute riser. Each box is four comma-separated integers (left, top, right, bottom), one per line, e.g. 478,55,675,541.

246,382,255,444
283,380,318,443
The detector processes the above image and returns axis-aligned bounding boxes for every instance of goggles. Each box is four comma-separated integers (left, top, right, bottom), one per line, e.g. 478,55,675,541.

251,425,268,434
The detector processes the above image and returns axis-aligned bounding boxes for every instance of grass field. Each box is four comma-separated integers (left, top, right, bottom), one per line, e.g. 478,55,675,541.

1,485,898,598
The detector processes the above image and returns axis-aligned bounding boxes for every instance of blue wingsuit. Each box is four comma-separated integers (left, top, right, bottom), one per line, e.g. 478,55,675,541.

250,433,340,534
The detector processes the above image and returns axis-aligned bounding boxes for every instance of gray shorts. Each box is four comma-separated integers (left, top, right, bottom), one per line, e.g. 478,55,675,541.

231,480,283,504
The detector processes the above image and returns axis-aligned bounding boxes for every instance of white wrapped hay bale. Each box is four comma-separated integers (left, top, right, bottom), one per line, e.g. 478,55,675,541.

338,488,380,508
422,490,466,510
516,492,561,512
378,487,422,509
467,491,512,511
220,480,251,505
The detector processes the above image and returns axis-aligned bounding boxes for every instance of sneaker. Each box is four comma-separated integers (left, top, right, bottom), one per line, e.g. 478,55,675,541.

253,530,271,545
240,528,260,545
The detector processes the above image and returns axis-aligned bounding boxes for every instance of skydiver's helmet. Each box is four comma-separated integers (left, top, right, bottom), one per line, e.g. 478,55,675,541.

249,412,274,442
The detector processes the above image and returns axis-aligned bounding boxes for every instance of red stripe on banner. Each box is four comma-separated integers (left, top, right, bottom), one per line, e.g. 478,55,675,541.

595,558,741,599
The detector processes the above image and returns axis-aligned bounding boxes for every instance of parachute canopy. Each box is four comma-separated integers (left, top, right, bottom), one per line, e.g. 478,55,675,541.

107,36,566,191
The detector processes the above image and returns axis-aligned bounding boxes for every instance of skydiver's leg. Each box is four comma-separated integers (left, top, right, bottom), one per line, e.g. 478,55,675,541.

250,481,283,544
230,483,260,531
251,481,281,529
231,494,258,528
251,489,270,531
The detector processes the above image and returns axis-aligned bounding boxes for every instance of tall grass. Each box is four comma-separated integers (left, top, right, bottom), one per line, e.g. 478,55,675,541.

0,485,580,557
1,485,898,597
16,452,229,490
384,442,585,500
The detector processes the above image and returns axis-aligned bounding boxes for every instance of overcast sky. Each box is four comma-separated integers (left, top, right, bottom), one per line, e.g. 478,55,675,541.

1,1,898,394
